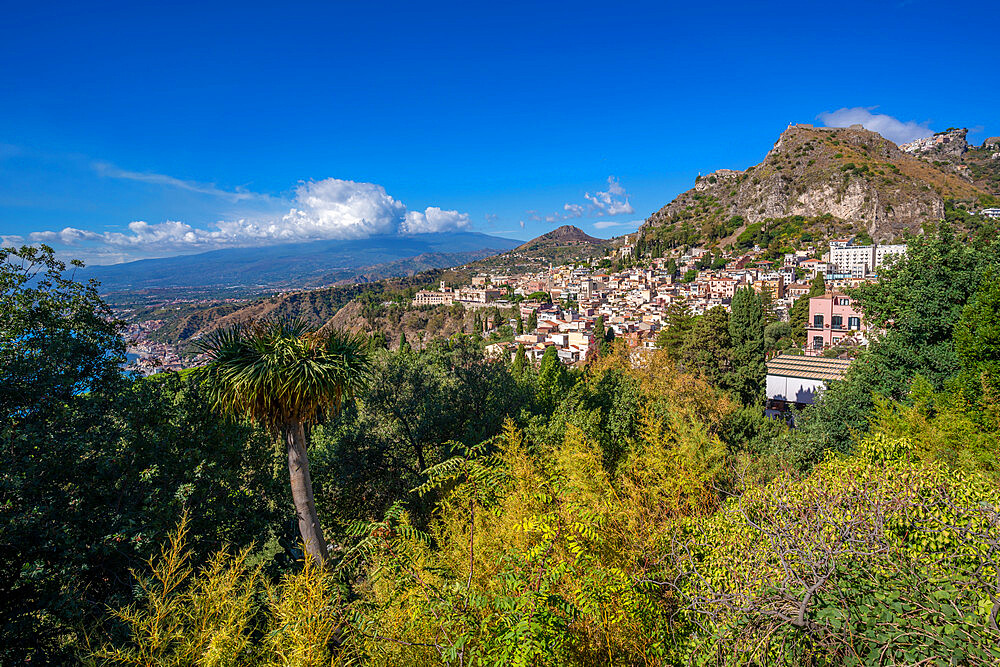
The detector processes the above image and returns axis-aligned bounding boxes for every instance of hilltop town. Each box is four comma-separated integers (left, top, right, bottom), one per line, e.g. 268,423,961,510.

410,233,909,367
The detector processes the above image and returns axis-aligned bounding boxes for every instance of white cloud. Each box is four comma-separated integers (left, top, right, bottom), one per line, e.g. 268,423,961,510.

541,202,585,223
23,177,472,263
593,219,640,230
402,206,470,234
527,176,634,225
584,176,634,216
816,107,934,145
280,178,407,239
93,161,268,202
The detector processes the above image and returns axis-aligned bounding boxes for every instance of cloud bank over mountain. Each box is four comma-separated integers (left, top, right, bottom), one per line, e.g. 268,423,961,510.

817,107,934,145
5,178,471,263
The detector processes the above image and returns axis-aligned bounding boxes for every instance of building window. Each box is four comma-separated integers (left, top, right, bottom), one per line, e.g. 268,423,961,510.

813,314,824,328
832,315,843,329
837,297,850,306
848,316,860,330
812,335,824,350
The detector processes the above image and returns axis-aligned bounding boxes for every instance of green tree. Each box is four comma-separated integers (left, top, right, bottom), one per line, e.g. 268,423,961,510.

954,271,1000,396
199,320,370,563
398,332,411,353
309,337,529,529
370,330,388,350
759,286,777,325
527,310,538,331
0,246,282,662
593,316,607,357
728,287,766,404
793,223,999,462
657,299,693,360
680,307,732,387
537,345,566,409
512,344,527,376
515,314,524,335
848,223,997,392
764,320,793,354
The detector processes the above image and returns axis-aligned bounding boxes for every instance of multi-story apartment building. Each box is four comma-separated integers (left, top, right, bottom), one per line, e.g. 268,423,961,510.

874,244,906,271
754,276,785,301
829,241,874,278
806,292,864,354
829,239,906,278
709,277,739,299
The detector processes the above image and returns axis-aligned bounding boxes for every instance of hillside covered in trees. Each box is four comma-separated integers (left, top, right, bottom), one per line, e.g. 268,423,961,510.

3,220,1000,664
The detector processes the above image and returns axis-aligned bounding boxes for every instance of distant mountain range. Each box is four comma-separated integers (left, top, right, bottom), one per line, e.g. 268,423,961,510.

642,124,999,246
131,225,619,349
81,231,520,299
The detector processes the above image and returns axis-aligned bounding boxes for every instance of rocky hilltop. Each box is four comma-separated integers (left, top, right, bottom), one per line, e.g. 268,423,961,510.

643,124,995,244
514,225,603,252
900,128,1000,194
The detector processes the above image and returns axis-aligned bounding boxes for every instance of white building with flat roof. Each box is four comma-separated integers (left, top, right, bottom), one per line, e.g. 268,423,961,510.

829,240,906,277
874,244,906,272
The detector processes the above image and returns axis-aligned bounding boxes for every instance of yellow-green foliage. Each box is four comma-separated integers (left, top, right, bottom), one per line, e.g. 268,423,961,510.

91,363,1000,666
866,379,1000,477
675,430,1000,665
89,514,343,667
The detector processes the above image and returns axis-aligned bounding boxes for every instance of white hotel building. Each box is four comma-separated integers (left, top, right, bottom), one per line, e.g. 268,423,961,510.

829,239,906,278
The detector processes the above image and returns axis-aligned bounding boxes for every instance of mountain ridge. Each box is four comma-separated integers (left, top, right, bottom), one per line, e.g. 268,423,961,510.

82,231,520,300
641,124,997,247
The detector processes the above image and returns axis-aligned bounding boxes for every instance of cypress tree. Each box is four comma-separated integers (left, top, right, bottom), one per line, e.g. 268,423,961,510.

537,345,564,409
512,344,527,376
728,287,766,404
593,316,606,356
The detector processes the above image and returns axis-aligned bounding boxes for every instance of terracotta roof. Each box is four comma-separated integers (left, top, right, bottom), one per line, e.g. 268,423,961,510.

765,354,851,382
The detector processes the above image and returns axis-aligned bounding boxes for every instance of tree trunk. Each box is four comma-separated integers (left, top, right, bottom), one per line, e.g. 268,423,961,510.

285,422,329,564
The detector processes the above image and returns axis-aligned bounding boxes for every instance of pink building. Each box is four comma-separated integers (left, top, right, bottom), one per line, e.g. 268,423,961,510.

806,293,864,354
709,277,739,299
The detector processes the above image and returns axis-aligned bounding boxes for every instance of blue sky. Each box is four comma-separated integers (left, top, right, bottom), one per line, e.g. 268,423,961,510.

2,0,998,264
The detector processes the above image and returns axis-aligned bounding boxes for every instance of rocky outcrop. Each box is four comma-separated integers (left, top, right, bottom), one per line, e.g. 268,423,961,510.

643,124,988,243
899,128,969,159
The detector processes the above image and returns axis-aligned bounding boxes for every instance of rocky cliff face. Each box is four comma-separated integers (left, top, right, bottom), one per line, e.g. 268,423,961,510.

899,128,969,159
901,129,1000,195
644,124,991,244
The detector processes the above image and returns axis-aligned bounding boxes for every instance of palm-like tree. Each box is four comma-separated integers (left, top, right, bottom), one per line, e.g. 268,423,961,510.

198,319,370,564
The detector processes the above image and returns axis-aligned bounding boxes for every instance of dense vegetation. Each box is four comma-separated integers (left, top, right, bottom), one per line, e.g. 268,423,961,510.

2,223,999,664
